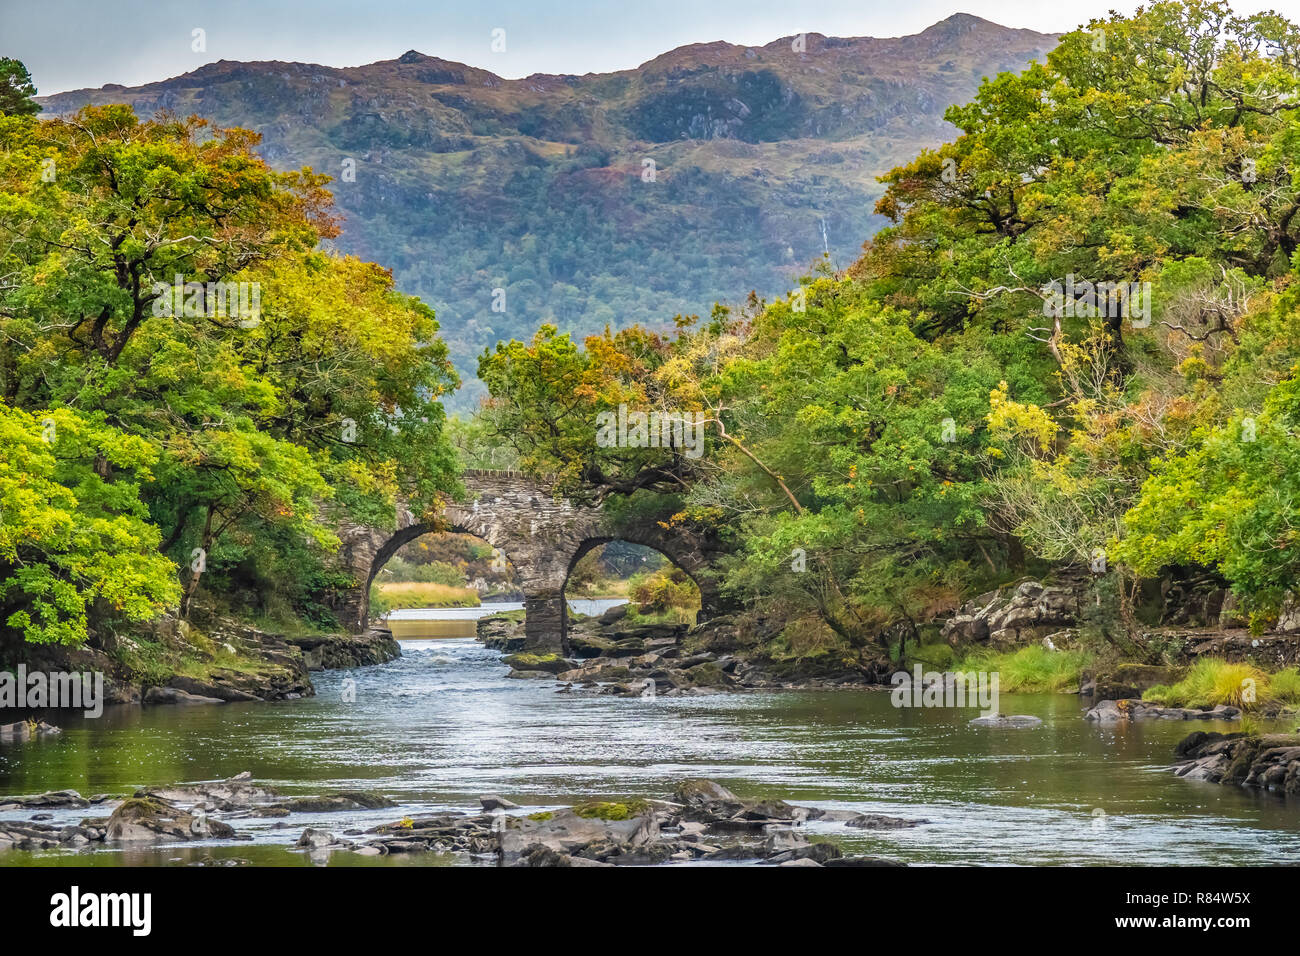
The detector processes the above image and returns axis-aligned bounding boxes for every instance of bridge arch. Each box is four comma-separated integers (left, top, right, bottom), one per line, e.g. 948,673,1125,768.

333,470,731,652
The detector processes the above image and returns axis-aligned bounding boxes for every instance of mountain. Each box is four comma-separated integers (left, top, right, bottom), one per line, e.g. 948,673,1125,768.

37,13,1058,409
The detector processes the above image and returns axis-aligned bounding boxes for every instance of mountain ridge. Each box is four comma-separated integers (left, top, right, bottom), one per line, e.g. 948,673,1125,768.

36,13,1060,409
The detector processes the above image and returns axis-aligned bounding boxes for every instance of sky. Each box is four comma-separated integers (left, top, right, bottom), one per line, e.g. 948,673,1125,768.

6,0,1300,95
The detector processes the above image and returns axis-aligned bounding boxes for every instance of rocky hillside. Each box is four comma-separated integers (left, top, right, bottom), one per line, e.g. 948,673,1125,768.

37,13,1057,408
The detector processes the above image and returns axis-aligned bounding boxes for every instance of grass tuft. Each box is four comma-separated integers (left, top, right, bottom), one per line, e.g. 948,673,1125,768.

954,645,1093,693
1143,658,1280,710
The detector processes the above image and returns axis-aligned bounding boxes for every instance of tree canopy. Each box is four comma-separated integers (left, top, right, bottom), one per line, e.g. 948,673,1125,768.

476,1,1300,649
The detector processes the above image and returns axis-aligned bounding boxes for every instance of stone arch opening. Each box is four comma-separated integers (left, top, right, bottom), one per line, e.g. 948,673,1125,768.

361,523,520,629
564,539,703,627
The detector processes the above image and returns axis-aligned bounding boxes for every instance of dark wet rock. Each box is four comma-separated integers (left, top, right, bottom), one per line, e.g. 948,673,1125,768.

284,629,401,670
507,668,555,679
844,813,926,829
105,795,236,843
1085,699,1241,723
0,789,90,810
515,843,615,867
969,713,1044,728
555,661,633,684
187,854,252,866
502,652,571,674
0,820,104,851
277,791,396,812
245,779,934,865
768,841,843,865
477,614,526,652
673,779,740,806
567,630,641,659
3,773,925,865
733,798,797,822
1173,732,1300,793
498,808,660,864
296,827,348,849
142,686,226,706
598,604,629,625
164,676,262,702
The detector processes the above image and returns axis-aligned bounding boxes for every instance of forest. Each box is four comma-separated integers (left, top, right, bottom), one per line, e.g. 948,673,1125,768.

1,1,1299,681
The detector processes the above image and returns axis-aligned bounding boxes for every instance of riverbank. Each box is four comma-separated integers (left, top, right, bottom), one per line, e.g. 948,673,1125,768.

481,579,1300,717
0,611,399,727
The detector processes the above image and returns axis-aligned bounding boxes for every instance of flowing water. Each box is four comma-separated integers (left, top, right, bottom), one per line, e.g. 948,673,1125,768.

2,604,1298,866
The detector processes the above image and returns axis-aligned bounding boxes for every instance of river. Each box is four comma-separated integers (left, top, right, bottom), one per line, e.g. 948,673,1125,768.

2,603,1298,866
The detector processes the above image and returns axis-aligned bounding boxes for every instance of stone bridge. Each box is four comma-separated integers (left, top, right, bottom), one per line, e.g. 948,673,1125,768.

333,470,730,652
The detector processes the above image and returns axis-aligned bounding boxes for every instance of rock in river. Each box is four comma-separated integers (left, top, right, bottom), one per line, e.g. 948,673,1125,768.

1085,699,1241,723
105,796,236,843
968,713,1043,728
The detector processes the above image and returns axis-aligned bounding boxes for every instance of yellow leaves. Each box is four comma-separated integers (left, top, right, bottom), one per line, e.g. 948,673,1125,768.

987,380,1059,459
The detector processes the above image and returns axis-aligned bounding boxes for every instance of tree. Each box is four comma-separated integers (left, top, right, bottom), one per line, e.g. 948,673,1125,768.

0,106,461,629
0,404,178,644
0,59,39,117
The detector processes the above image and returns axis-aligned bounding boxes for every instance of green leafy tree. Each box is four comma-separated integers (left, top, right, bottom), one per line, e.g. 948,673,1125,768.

0,404,178,644
0,59,39,117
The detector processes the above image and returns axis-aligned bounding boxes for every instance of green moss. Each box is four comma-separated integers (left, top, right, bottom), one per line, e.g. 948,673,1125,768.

526,811,554,821
571,799,651,821
507,653,559,666
114,796,174,818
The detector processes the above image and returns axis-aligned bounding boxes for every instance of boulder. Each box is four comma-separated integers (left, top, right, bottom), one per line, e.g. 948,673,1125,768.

968,713,1043,728
498,808,658,864
276,791,396,812
942,580,1081,648
142,686,225,706
0,789,89,809
672,779,741,807
598,604,629,625
296,828,345,849
1218,592,1249,628
501,653,571,674
0,720,62,743
1276,594,1300,634
1173,732,1300,794
140,772,278,811
479,794,520,811
1085,698,1241,723
105,796,235,843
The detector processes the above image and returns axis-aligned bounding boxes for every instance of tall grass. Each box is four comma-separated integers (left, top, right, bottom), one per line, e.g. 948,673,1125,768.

1144,658,1298,710
953,645,1093,693
370,580,481,615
